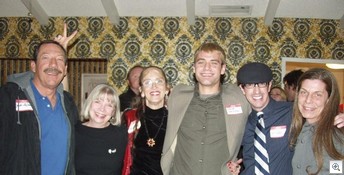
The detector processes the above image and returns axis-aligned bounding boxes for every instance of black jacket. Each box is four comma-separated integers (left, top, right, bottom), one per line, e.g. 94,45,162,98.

119,88,137,112
0,71,78,175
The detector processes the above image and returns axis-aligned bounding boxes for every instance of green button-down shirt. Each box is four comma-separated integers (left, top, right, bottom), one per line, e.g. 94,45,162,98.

171,92,229,175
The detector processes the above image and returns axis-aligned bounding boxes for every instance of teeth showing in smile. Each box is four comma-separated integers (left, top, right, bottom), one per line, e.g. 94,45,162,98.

47,72,58,76
253,96,262,100
95,112,106,118
303,107,313,111
201,73,213,77
150,91,160,95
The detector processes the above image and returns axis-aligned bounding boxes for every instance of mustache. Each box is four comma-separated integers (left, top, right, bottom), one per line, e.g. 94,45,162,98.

44,67,62,74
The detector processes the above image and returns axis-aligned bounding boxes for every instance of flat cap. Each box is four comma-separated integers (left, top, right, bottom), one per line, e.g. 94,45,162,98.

237,62,272,84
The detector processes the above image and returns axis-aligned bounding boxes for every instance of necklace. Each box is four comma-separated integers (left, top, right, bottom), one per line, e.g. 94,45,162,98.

142,109,166,147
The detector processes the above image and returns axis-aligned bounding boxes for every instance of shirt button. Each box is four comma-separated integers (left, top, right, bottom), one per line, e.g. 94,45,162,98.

201,142,204,145
199,159,203,163
47,104,50,108
202,126,206,129
297,165,301,168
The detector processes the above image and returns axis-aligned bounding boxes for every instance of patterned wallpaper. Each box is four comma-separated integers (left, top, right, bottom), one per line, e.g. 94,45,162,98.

0,16,343,93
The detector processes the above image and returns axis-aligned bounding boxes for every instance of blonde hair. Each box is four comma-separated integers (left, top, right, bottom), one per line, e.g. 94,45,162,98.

270,86,287,101
80,84,121,126
194,42,226,64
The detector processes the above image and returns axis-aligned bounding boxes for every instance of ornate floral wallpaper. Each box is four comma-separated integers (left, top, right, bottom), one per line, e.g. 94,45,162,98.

0,16,343,93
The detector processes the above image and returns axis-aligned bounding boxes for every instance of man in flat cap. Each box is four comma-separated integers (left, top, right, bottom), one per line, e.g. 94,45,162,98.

229,62,344,175
236,62,294,175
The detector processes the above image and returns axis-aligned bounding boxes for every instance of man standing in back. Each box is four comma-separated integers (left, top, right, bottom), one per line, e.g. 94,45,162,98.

283,69,304,102
119,65,144,111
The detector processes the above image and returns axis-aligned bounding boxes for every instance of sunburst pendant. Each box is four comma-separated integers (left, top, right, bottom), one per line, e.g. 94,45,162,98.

147,138,156,147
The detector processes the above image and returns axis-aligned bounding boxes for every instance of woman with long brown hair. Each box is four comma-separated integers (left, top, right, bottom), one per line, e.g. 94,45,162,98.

289,68,344,174
122,66,170,175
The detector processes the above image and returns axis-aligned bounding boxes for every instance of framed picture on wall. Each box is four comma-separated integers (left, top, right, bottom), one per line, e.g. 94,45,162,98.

81,73,108,107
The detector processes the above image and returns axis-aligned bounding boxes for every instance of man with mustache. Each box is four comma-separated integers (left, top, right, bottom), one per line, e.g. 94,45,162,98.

0,34,79,174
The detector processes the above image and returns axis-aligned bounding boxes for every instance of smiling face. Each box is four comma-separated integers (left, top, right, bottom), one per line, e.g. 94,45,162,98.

240,81,272,112
140,67,169,109
31,43,67,91
193,50,226,94
297,79,329,124
270,87,286,101
88,94,115,128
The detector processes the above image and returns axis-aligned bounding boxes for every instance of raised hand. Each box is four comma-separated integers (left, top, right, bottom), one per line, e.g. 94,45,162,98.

54,23,78,50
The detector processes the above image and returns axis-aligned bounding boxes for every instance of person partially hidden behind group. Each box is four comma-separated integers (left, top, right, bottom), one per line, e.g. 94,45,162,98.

119,65,144,112
270,86,287,101
122,66,170,175
289,68,344,174
75,84,127,174
283,69,304,102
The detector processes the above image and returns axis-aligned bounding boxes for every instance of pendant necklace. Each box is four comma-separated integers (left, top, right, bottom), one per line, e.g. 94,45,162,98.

142,109,166,147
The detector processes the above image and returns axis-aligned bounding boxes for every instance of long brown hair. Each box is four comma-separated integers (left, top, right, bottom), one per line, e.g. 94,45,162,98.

289,68,344,174
132,66,169,120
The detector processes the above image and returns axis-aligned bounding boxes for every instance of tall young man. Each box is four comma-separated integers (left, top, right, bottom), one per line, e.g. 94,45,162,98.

161,43,251,175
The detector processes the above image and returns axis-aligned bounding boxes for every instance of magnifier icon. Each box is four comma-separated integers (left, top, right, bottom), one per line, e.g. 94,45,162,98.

332,163,340,171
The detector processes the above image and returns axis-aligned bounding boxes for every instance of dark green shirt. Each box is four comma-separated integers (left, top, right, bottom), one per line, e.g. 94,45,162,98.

171,91,229,175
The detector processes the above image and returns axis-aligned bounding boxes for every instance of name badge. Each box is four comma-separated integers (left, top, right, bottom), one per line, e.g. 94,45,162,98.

225,104,243,115
270,125,287,138
16,99,33,111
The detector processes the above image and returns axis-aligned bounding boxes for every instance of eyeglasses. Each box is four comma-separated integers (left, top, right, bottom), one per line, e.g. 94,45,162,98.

142,79,165,88
242,82,269,89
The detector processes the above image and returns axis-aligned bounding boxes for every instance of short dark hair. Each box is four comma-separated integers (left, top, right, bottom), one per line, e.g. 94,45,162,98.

33,40,67,63
127,65,144,80
283,69,304,89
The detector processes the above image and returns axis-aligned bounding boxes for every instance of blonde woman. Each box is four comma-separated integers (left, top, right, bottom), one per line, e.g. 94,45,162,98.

75,84,127,174
270,86,287,101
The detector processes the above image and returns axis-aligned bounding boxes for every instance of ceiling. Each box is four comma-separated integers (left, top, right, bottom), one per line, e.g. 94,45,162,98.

1,0,344,26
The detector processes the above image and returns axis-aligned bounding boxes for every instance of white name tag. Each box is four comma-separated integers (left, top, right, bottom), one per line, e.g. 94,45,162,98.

128,120,141,133
16,100,33,111
225,104,243,115
270,125,287,138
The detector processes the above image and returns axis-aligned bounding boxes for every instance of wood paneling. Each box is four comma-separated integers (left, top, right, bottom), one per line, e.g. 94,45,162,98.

0,58,108,110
